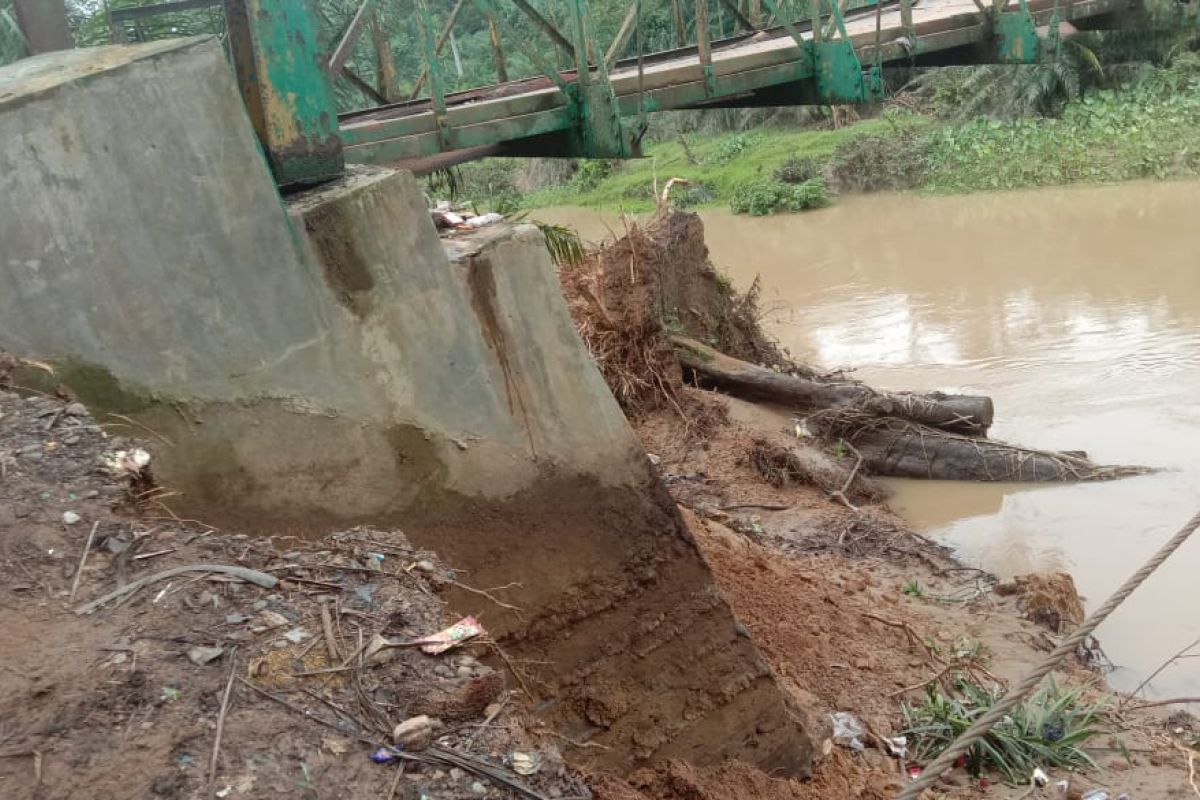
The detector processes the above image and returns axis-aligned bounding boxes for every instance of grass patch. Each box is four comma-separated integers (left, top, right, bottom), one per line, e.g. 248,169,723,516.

525,117,900,212
902,677,1107,785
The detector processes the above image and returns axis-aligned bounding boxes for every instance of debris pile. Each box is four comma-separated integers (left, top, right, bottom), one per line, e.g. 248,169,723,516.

0,388,586,800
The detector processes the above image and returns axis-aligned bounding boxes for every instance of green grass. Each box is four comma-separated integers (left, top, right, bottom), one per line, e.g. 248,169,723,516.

525,117,902,212
902,677,1108,785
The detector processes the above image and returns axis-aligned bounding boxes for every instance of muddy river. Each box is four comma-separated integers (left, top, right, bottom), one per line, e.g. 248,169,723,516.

540,180,1200,701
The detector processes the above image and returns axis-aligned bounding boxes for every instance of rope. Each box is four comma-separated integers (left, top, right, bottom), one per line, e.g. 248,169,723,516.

896,509,1200,800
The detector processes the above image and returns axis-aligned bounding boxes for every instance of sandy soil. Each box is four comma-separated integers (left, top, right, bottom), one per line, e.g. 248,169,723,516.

605,388,1198,800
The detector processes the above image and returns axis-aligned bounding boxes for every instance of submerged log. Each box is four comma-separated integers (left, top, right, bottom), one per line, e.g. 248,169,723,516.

672,335,994,435
811,414,1155,482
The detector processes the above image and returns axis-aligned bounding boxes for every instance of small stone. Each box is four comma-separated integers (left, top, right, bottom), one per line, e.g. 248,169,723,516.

197,591,219,608
225,613,250,624
415,560,436,573
83,489,99,499
259,610,288,628
187,646,224,666
456,666,474,678
283,628,309,644
458,655,478,668
62,511,82,525
64,402,88,417
449,768,464,781
392,715,439,751
470,781,487,796
104,537,129,555
63,435,81,446
252,599,268,611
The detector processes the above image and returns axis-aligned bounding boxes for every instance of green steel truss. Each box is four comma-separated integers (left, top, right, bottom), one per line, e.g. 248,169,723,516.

99,0,1186,186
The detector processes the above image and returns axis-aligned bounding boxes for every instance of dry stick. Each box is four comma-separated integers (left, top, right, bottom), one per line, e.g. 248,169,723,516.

75,564,277,615
897,509,1200,800
69,521,100,602
443,578,524,614
1175,741,1200,798
1120,635,1200,709
208,648,238,789
320,601,343,662
1124,696,1200,711
832,442,865,518
386,761,408,800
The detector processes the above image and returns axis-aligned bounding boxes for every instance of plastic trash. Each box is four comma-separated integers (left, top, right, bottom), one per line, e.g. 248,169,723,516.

62,511,81,525
830,712,866,751
1032,767,1049,786
510,751,542,775
408,616,485,655
463,212,504,228
370,746,398,764
1081,791,1109,800
882,735,907,758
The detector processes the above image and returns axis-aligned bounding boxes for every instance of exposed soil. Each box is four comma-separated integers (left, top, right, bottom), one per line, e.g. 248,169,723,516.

556,211,1199,800
2,210,1197,800
0,389,588,800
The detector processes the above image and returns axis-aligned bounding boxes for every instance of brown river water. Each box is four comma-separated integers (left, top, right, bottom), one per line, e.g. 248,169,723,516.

540,180,1200,701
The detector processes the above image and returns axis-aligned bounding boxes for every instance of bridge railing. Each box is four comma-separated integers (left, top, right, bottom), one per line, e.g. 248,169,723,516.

99,0,1046,185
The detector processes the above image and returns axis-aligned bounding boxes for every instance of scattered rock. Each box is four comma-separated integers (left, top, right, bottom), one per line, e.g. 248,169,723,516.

62,510,81,525
259,609,289,628
187,646,224,666
392,715,439,751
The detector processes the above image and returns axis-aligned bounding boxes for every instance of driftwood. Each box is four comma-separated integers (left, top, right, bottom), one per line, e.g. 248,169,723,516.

811,413,1155,483
672,335,994,435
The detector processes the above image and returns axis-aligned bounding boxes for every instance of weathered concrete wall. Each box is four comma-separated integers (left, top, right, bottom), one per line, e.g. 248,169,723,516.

0,38,642,512
0,39,816,775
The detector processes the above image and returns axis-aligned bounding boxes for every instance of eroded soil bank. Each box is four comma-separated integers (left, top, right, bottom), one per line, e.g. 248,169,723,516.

2,209,1198,800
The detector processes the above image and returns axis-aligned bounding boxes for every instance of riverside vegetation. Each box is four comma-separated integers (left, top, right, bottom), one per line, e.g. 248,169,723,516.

443,11,1200,216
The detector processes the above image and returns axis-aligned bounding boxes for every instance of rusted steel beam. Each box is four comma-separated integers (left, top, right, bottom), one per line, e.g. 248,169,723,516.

224,0,343,186
716,0,756,30
487,12,509,82
327,0,376,76
671,0,687,45
510,0,574,53
409,0,466,101
12,0,72,53
109,0,221,24
604,2,638,69
342,65,389,104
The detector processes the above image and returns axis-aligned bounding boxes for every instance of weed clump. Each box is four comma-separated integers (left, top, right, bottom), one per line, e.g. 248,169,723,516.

730,177,832,216
902,677,1107,784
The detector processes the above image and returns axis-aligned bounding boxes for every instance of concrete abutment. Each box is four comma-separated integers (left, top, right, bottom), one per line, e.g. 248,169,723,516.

0,38,816,775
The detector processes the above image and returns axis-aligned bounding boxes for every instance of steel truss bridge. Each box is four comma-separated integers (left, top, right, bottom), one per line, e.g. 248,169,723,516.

59,0,1198,185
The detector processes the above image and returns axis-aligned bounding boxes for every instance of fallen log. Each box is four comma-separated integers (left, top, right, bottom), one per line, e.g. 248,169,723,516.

811,413,1155,482
672,335,994,435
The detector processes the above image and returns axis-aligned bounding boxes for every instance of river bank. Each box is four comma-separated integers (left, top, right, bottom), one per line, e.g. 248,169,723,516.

550,207,1198,798
539,179,1200,705
449,54,1200,217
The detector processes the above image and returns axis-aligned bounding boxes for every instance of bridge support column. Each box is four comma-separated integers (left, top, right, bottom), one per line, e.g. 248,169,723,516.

224,0,344,187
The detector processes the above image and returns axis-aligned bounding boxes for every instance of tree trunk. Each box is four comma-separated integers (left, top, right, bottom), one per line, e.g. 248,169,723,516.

818,417,1154,482
672,335,994,435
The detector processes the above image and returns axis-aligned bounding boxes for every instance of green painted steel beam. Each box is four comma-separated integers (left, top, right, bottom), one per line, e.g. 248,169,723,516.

224,0,343,187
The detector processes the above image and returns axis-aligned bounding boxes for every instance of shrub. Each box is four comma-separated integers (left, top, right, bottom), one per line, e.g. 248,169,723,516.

827,128,928,192
773,156,821,184
730,177,832,216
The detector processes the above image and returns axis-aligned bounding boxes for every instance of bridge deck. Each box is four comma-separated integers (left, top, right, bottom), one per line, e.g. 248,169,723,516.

339,0,1125,165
